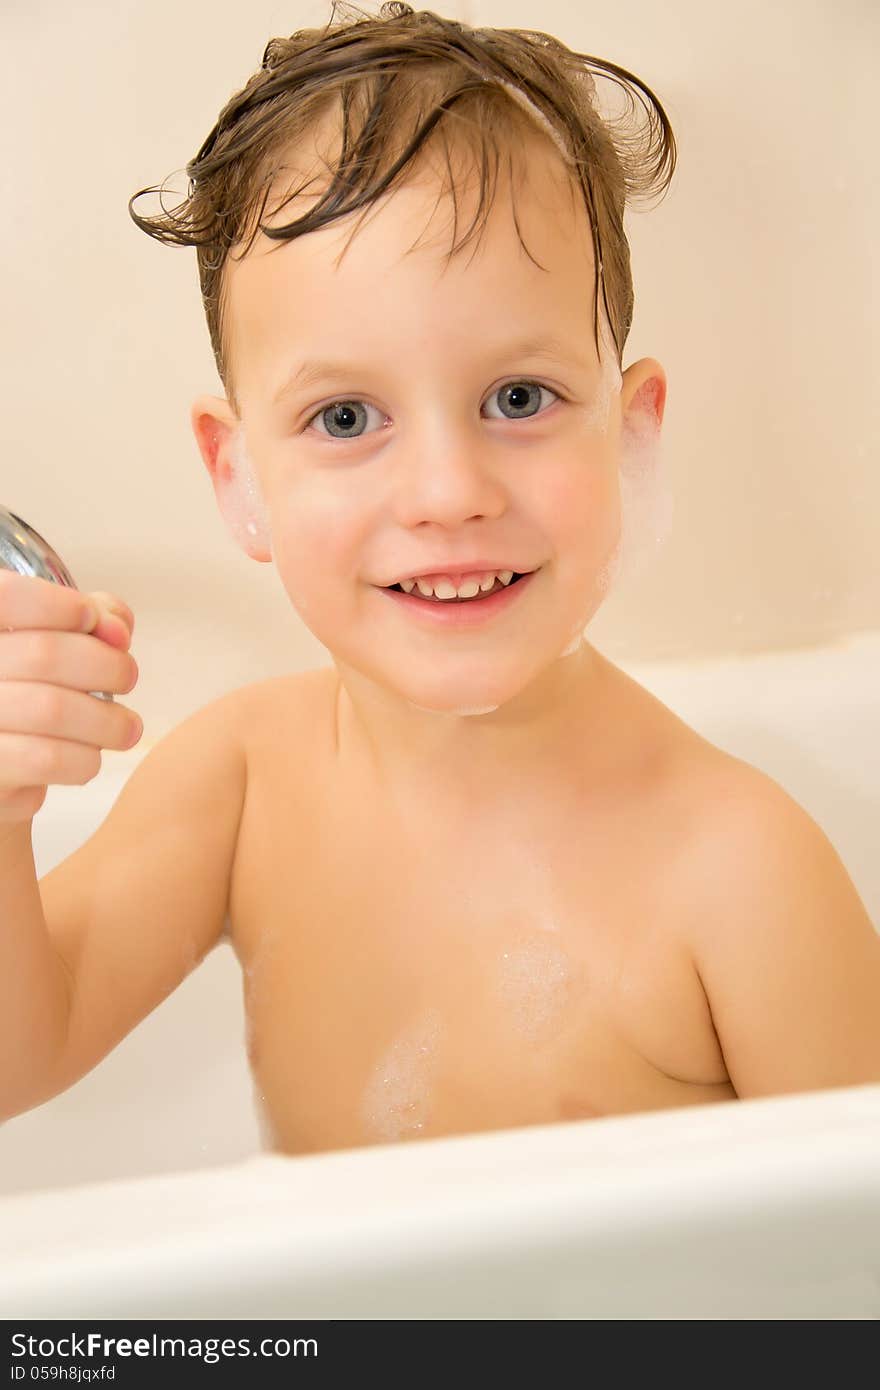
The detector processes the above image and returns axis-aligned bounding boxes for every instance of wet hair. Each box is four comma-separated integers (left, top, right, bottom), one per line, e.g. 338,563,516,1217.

128,1,676,412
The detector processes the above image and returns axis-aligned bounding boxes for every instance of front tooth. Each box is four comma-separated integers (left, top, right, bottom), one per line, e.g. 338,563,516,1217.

405,570,505,598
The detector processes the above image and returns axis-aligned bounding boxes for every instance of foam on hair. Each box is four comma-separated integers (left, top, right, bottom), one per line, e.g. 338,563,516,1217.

128,4,678,414
491,77,592,170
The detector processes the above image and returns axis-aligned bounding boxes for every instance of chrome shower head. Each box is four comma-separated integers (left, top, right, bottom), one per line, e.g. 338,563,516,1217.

0,503,114,702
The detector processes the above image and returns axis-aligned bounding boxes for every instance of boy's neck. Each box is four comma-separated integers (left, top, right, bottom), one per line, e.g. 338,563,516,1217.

332,641,612,811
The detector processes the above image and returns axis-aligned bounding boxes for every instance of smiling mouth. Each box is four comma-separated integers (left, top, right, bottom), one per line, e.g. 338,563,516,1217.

385,573,529,603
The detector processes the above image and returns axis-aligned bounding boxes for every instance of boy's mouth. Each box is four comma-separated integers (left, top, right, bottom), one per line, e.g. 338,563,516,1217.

385,573,527,603
376,569,539,626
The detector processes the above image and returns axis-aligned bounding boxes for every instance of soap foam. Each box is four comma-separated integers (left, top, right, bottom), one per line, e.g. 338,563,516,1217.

589,313,671,594
613,385,673,588
492,73,597,172
407,700,500,716
230,426,274,557
493,936,578,1045
360,1008,443,1142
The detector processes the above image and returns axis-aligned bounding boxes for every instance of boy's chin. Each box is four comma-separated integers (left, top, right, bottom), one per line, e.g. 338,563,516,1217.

357,661,516,718
383,648,583,717
386,670,507,717
329,615,593,715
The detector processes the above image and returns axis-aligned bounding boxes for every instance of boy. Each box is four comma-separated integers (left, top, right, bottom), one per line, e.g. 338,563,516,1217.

1,5,878,1153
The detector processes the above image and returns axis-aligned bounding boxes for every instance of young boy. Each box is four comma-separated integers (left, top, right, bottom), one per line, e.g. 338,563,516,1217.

2,5,878,1154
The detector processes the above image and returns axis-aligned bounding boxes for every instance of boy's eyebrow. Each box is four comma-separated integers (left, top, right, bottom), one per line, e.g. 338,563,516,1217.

271,335,587,407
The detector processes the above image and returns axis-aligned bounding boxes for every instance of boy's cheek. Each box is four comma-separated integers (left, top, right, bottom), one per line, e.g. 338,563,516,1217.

271,523,361,626
536,461,619,554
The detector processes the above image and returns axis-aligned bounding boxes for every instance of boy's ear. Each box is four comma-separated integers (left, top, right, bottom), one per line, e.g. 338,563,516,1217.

190,394,272,562
190,394,238,484
620,358,667,439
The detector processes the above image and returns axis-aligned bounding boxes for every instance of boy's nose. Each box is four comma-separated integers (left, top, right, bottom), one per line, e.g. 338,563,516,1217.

392,440,507,527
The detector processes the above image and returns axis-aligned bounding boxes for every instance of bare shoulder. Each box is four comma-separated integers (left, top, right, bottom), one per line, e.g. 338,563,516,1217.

668,735,861,889
228,665,329,708
666,740,880,1098
602,651,849,867
662,729,869,933
227,667,335,735
226,667,338,783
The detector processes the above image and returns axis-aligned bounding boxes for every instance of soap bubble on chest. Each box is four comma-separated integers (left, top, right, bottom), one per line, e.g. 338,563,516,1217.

493,937,579,1044
359,1007,444,1142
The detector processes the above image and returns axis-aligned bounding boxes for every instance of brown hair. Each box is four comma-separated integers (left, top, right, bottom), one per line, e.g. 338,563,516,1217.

128,1,676,413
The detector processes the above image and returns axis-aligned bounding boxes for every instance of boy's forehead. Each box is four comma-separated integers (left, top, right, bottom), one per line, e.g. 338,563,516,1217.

246,118,587,265
224,128,601,388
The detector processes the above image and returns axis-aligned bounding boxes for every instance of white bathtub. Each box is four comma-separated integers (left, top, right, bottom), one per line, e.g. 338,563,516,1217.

2,631,879,1318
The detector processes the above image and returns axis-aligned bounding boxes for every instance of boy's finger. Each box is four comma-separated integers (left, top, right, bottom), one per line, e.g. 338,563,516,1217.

79,593,134,650
89,592,135,634
0,571,98,633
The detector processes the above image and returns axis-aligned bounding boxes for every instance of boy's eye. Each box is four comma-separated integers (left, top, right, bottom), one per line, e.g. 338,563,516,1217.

302,380,561,441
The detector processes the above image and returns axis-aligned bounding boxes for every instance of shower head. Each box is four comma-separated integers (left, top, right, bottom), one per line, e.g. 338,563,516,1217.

0,503,114,702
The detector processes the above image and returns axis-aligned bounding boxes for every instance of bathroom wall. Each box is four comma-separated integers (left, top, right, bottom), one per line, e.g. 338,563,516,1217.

1,0,876,737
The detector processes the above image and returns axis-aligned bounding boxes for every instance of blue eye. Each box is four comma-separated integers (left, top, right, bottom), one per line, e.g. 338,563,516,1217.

304,380,561,440
484,381,559,422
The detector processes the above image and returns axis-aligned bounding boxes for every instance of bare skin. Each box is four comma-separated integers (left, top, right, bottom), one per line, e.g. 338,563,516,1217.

185,119,879,1155
15,110,876,1150
186,131,735,1151
228,654,738,1155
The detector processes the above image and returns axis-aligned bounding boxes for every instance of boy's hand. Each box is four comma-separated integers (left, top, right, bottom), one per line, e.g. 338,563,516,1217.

0,571,142,825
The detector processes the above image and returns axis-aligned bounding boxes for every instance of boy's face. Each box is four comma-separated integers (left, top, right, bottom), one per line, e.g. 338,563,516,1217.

193,129,665,715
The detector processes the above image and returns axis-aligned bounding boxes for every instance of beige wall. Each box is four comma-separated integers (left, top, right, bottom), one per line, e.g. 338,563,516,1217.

2,0,877,736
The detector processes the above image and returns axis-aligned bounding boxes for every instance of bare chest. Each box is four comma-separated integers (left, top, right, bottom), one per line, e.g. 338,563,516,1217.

229,677,735,1155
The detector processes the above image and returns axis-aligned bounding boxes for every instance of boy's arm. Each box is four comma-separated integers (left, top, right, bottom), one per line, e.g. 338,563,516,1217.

26,690,246,1113
0,825,73,1118
689,776,880,1099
